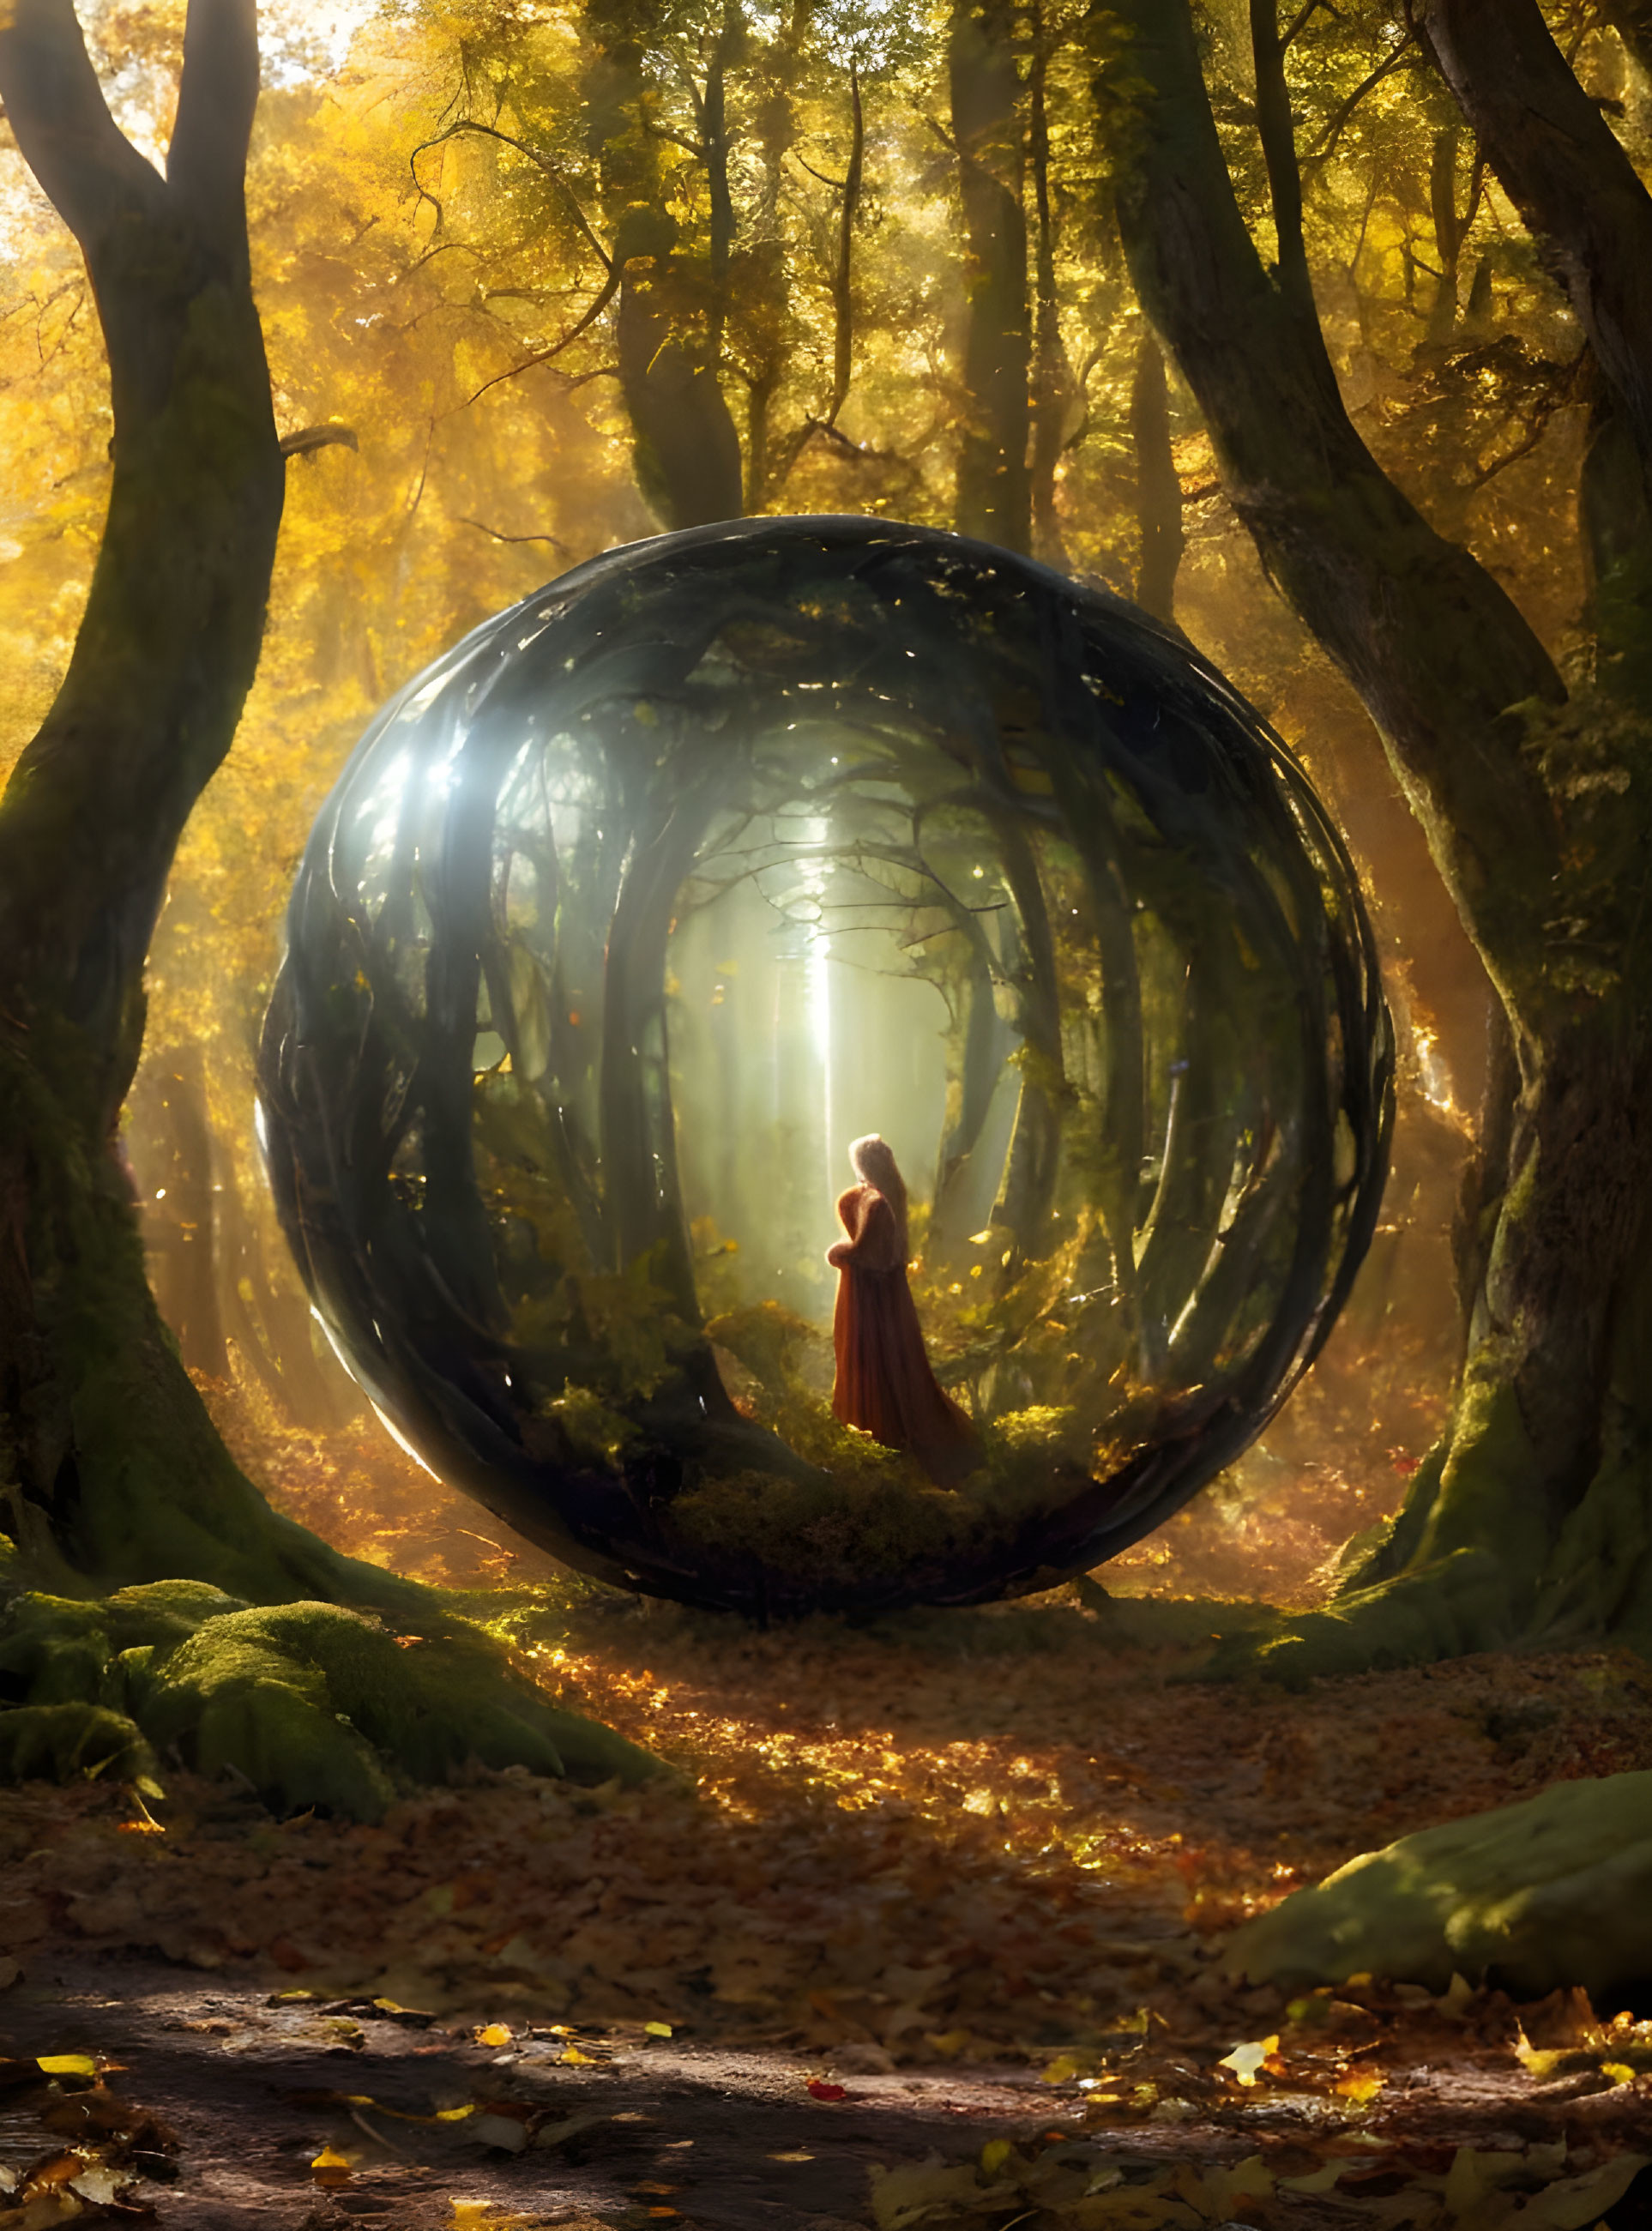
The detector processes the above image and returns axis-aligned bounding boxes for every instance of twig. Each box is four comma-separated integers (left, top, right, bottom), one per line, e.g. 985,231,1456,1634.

458,516,570,552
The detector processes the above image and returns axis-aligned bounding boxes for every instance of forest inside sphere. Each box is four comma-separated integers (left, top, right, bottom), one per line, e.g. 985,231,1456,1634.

1,1,1651,2226
258,516,1390,1614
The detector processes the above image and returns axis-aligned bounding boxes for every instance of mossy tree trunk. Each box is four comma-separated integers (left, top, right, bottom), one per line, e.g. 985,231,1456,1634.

1100,0,1652,1676
0,0,311,1596
0,0,654,1815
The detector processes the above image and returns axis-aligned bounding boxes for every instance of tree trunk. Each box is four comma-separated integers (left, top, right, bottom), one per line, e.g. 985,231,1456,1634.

132,1042,229,1382
0,3,655,1818
588,17,745,530
1419,0,1652,490
616,250,745,531
0,0,303,1590
950,0,1031,552
1129,335,1183,624
1028,3,1074,569
1102,0,1652,1675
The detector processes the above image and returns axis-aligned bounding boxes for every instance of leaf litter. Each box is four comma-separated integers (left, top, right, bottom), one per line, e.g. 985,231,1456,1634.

3,1577,1652,2225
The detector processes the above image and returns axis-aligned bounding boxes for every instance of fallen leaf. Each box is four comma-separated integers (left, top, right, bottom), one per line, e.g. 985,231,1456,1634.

533,2112,601,2150
68,2164,129,2206
311,2144,353,2188
870,2156,986,2229
1515,2026,1567,2079
1522,2152,1650,2230
1218,2035,1278,2088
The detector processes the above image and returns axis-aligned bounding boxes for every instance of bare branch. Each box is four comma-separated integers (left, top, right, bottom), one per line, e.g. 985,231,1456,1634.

1281,0,1329,45
794,153,849,190
457,516,570,551
1300,31,1417,178
642,119,706,160
459,263,622,408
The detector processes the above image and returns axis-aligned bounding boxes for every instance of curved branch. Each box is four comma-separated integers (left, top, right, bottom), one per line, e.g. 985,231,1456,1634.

1417,0,1652,478
1104,0,1565,1020
458,516,570,550
410,120,614,274
1300,34,1419,179
280,424,359,461
461,263,622,409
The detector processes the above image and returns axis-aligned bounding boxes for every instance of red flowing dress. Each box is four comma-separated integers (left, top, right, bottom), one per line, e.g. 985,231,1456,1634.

828,1184,981,1488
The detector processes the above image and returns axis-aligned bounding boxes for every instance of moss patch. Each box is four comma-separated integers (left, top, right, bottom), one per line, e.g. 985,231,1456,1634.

0,1579,660,1822
1227,1769,1652,2001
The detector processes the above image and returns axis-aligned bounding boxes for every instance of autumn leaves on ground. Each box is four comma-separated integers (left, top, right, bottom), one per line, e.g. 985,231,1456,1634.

2,1420,1651,2229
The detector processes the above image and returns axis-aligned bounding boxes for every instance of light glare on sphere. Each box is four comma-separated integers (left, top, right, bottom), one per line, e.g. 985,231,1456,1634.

257,518,1392,1615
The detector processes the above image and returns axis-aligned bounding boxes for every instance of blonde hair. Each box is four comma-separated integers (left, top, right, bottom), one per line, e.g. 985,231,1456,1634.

849,1133,908,1252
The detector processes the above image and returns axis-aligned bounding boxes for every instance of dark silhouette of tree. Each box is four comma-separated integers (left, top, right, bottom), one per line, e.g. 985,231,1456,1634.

1104,0,1652,1673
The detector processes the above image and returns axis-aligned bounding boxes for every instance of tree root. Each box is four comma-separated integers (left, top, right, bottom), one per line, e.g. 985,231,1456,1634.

1201,1548,1522,1688
1227,1770,1652,2002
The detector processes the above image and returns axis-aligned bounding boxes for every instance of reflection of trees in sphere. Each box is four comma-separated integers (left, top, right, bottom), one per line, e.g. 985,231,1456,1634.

257,518,1392,1616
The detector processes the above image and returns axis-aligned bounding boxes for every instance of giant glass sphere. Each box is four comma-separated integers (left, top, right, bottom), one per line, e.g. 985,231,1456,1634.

257,517,1392,1616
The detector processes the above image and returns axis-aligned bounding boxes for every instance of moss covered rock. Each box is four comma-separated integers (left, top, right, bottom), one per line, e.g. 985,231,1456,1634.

0,1579,660,1822
1227,1770,1652,2001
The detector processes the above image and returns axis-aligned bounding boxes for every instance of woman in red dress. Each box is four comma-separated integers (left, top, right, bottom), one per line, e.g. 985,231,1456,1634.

827,1134,982,1488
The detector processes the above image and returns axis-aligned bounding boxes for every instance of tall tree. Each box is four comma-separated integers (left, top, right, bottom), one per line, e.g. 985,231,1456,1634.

949,0,1031,549
0,0,648,1816
1100,0,1652,1675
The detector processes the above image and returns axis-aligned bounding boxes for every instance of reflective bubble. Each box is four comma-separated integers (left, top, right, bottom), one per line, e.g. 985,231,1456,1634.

257,518,1393,1614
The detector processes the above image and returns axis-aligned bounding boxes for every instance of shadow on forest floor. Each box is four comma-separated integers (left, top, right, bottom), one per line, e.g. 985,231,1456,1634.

4,1597,1652,2227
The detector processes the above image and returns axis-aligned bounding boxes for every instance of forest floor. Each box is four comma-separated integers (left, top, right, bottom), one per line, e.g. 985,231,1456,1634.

4,1584,1652,2231
4,1401,1652,2228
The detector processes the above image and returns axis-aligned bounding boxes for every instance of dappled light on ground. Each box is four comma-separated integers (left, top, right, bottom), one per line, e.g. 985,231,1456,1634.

3,1583,1652,2222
